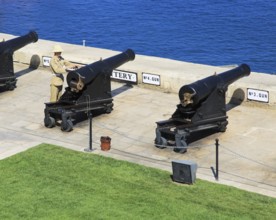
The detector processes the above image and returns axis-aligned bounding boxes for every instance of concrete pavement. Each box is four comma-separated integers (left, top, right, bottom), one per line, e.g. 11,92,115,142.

0,62,275,198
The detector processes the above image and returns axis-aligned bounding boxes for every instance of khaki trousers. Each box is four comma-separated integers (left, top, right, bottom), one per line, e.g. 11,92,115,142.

50,84,63,102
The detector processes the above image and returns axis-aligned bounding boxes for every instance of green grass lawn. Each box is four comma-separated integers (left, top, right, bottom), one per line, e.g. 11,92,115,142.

0,144,275,220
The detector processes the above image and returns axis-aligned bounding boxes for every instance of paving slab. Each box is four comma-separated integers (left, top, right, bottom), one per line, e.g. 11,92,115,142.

0,63,275,198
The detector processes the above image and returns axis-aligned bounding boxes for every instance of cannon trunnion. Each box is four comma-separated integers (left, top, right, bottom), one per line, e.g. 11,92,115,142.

155,64,251,153
44,49,135,132
0,31,38,90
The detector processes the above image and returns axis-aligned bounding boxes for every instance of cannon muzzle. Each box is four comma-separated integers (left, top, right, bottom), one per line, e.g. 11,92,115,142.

178,64,251,107
67,49,135,91
0,31,38,54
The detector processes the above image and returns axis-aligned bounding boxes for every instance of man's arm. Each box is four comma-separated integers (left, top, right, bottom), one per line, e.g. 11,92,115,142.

50,57,67,74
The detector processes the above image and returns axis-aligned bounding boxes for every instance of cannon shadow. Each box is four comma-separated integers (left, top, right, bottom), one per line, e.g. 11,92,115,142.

15,67,36,78
111,83,133,97
0,66,39,93
226,88,245,111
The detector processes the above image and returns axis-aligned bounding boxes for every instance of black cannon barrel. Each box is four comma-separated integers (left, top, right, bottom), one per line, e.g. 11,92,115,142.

0,31,38,54
178,64,251,107
67,49,135,90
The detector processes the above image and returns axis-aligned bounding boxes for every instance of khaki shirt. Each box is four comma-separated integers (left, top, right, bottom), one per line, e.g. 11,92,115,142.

50,55,73,86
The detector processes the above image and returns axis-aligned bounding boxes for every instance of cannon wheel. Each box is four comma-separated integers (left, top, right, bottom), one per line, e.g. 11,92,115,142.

61,119,73,132
154,137,167,149
173,145,187,154
174,132,188,153
218,121,228,132
7,85,15,91
5,80,16,91
218,126,227,132
105,103,114,114
44,116,56,128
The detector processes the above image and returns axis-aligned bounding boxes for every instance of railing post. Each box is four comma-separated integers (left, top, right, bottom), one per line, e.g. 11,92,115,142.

84,111,93,152
211,139,219,180
215,138,219,180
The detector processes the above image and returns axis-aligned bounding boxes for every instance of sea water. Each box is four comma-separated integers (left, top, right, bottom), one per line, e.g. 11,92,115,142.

0,0,275,74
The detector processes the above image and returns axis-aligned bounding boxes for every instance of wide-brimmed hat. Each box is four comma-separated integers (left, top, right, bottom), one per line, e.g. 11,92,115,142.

52,45,63,53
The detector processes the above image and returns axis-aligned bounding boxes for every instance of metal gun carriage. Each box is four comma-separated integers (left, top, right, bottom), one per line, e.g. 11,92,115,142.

155,64,251,153
0,31,38,90
44,49,135,132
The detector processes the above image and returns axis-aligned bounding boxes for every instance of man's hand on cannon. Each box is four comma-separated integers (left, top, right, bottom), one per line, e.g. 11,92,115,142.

66,64,83,72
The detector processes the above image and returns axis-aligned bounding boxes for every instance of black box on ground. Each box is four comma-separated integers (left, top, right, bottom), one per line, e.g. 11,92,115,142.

172,160,197,184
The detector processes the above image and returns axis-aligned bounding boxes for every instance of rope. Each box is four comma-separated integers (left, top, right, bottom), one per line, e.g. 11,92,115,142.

91,120,276,172
220,145,276,172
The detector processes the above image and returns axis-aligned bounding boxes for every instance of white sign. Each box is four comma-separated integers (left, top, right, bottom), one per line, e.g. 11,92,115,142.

111,69,137,83
142,72,160,86
42,56,51,67
247,88,269,103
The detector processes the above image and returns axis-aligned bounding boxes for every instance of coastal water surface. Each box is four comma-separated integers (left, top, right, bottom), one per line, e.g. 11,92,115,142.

0,0,275,74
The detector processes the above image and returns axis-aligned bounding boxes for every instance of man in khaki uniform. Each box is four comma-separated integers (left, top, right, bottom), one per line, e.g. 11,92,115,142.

50,45,78,102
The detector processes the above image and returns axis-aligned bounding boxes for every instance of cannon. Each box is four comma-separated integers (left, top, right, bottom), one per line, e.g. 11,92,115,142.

0,31,38,90
44,49,135,131
155,64,251,153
